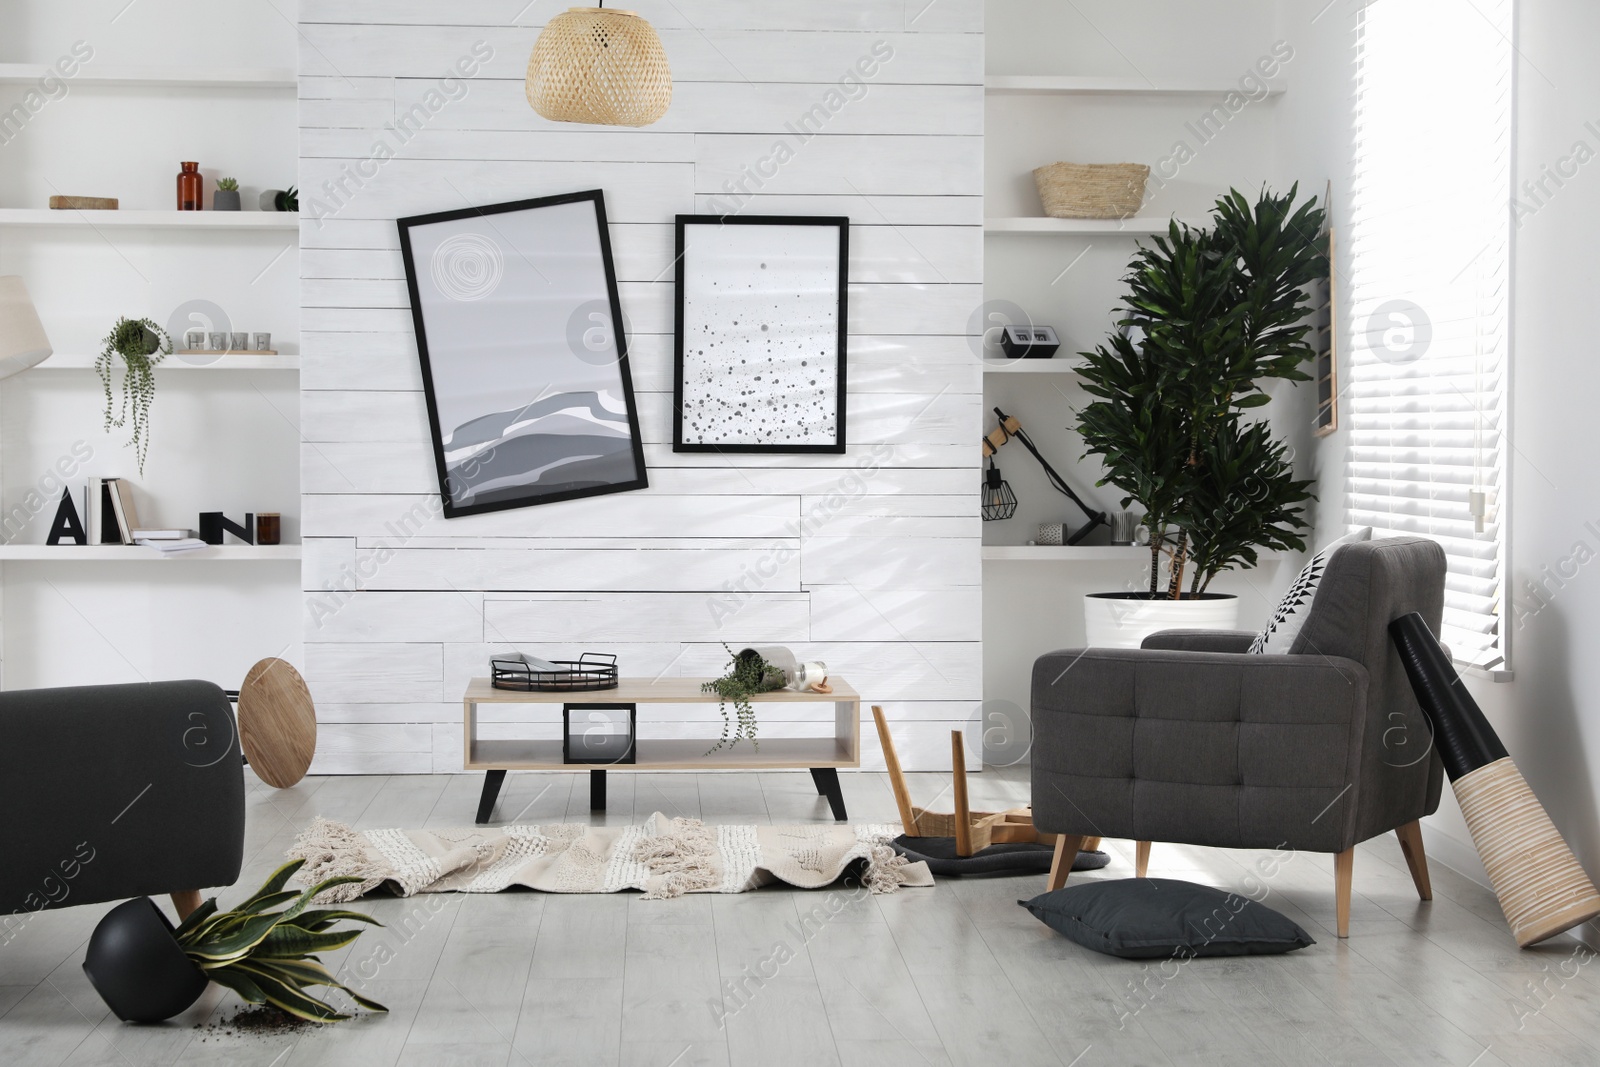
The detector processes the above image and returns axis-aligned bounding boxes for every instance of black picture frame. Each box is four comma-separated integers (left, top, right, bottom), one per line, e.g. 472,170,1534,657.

562,703,637,765
397,189,649,519
672,214,849,454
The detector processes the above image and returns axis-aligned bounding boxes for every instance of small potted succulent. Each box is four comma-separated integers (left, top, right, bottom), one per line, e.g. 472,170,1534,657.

702,645,784,752
213,177,241,211
96,316,172,475
82,859,387,1024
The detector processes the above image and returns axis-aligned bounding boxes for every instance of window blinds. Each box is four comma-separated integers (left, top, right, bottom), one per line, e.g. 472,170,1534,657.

1347,0,1512,670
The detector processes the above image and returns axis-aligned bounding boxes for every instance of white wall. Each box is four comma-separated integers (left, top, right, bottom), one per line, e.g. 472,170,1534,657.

0,0,301,690
981,0,1308,720
296,1,984,772
1436,0,1600,904
1275,0,1600,914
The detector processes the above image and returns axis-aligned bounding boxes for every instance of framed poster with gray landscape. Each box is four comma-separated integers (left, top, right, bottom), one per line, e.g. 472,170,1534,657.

673,214,849,454
397,189,648,518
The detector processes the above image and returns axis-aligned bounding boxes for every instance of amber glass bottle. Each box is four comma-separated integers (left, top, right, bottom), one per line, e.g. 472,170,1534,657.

176,162,202,210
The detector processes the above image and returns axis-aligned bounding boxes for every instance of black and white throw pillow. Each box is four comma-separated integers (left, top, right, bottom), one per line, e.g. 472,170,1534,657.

1248,527,1372,654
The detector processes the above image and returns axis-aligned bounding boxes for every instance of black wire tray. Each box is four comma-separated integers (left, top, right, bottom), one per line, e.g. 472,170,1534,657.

490,652,618,692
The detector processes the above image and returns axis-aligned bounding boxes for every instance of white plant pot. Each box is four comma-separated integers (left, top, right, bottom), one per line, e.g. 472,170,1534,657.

1083,592,1240,649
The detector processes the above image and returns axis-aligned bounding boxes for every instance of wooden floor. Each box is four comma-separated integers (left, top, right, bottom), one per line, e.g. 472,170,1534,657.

5,767,1599,1066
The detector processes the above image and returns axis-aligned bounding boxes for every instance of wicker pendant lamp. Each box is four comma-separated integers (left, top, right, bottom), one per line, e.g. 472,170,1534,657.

526,4,672,127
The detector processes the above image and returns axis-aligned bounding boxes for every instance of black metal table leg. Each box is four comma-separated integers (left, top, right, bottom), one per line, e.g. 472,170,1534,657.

591,768,607,811
811,767,847,822
476,769,506,825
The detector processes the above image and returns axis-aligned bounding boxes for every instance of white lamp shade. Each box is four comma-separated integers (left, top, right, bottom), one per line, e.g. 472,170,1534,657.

0,276,51,379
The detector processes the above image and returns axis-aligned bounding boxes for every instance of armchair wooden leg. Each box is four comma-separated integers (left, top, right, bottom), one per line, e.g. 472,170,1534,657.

1081,837,1102,852
1136,840,1151,878
1334,848,1354,938
1394,820,1433,901
1046,834,1087,892
170,889,202,921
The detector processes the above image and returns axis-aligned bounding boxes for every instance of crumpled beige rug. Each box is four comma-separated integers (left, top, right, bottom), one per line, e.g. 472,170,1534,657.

288,812,933,901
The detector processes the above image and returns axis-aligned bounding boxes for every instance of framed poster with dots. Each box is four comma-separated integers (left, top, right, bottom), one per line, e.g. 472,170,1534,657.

672,215,849,454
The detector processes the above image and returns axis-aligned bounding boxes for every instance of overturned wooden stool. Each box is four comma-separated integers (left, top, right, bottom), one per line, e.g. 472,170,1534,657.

871,705,1079,856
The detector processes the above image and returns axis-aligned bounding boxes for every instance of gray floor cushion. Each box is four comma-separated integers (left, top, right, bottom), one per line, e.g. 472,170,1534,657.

891,835,1110,876
1019,877,1316,958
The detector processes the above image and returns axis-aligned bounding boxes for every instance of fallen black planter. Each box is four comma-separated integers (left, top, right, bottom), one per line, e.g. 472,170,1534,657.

1390,612,1600,946
82,898,208,1023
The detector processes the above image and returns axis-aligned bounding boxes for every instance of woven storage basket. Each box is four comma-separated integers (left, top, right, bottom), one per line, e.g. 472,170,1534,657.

1033,162,1150,219
526,8,672,128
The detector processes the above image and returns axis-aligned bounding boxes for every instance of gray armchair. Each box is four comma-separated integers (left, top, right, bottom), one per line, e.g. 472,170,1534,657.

1,681,245,927
1031,537,1447,936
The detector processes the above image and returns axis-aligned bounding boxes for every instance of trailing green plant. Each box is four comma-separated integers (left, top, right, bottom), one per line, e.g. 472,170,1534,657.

95,317,172,474
173,858,387,1023
216,176,239,191
276,185,298,212
701,645,783,752
1076,185,1325,596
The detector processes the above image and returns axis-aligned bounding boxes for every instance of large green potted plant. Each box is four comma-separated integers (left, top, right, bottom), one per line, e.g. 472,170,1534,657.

1076,186,1323,646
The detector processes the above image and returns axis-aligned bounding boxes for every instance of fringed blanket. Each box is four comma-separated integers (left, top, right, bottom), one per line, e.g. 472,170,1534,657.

288,813,934,900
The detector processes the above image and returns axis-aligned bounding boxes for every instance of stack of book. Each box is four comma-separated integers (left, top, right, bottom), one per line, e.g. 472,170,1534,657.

136,537,209,554
85,478,138,545
85,479,197,549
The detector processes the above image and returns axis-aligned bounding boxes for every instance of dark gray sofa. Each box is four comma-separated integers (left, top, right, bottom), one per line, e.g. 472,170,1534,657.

1031,537,1447,936
0,680,244,926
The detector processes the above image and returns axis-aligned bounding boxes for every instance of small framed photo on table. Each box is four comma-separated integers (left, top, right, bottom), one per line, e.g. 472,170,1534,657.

672,214,849,454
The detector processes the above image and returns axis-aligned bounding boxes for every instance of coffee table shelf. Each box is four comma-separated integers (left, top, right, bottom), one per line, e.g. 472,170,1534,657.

463,676,862,823
468,737,856,771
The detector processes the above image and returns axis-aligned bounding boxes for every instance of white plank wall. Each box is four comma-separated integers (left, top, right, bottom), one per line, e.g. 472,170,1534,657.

298,1,984,773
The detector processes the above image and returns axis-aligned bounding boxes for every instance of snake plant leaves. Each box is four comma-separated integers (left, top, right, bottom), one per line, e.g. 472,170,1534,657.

291,909,386,933
237,859,303,908
171,857,387,1022
181,911,287,963
254,924,367,959
205,966,268,1005
172,897,219,940
232,962,355,1022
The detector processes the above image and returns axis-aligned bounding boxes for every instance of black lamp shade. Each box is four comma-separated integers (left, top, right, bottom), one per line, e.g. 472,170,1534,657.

981,462,1017,521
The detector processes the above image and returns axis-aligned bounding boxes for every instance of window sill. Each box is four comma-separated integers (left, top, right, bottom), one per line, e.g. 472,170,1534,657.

1456,663,1514,683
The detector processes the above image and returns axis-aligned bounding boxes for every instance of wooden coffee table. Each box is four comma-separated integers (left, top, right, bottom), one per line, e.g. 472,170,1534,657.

462,676,862,824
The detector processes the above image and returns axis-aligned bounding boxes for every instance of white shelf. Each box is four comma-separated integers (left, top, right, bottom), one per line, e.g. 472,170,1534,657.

0,209,298,230
982,360,1086,374
985,75,1285,97
983,546,1146,562
985,217,1204,235
983,546,1286,562
0,64,295,89
0,545,301,561
35,354,300,371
